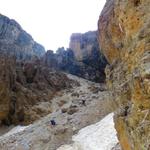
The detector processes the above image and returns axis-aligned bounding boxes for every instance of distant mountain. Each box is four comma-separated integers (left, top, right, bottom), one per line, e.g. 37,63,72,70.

98,0,150,149
0,14,45,60
0,14,74,125
0,14,107,125
69,31,99,61
44,31,108,82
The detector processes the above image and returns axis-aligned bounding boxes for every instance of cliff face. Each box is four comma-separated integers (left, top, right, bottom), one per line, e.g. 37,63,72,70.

44,46,107,82
0,15,74,125
98,0,150,150
54,31,107,82
69,31,97,61
0,14,45,59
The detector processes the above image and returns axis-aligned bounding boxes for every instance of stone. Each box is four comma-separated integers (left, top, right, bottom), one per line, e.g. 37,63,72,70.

0,53,74,125
0,14,75,125
69,31,97,61
44,31,108,83
0,14,45,60
98,0,150,150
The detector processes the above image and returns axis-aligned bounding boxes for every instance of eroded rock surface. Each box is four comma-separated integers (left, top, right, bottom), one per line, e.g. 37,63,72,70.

0,14,74,125
0,14,45,59
69,31,98,61
44,31,108,83
69,31,108,82
98,0,150,150
0,53,74,125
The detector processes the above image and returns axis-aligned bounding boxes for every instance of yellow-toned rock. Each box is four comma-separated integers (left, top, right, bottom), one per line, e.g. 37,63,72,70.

98,0,150,150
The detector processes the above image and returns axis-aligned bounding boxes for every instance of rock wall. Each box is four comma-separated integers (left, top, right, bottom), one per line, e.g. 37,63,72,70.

0,52,74,125
69,31,97,61
98,0,150,150
0,14,45,59
47,31,108,83
44,46,107,82
0,15,74,125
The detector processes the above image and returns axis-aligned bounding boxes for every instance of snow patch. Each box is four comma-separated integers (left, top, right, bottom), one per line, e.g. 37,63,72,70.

0,125,29,139
58,113,118,150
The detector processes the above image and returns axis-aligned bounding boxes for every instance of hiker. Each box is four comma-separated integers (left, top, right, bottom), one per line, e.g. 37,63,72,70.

82,99,86,106
50,119,56,126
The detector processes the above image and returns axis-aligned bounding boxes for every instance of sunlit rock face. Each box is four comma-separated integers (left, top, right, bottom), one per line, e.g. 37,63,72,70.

0,14,45,59
69,31,98,61
98,0,150,150
68,31,108,82
0,53,73,125
43,31,108,83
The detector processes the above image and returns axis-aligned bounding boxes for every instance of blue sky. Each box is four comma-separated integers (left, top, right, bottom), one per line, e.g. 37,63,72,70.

0,0,106,50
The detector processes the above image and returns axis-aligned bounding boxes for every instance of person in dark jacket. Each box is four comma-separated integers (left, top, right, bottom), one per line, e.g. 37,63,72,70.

50,119,56,126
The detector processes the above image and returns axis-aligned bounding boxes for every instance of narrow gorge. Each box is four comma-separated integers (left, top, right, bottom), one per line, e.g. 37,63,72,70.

0,0,149,150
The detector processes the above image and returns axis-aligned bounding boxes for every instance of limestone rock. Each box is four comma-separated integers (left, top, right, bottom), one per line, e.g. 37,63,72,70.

69,31,108,82
0,14,45,59
69,31,96,61
0,53,74,125
98,0,150,150
0,74,111,150
44,31,108,83
0,15,74,125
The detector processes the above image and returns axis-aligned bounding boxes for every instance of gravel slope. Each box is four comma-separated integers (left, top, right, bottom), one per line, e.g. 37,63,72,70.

0,74,111,150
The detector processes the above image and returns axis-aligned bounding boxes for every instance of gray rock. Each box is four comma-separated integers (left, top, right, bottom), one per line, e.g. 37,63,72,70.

0,14,45,60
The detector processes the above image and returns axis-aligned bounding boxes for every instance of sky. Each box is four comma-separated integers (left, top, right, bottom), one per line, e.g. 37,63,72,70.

0,0,106,50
